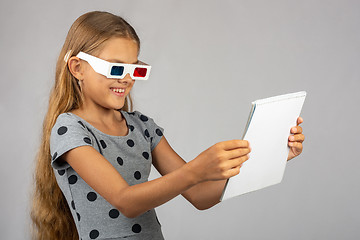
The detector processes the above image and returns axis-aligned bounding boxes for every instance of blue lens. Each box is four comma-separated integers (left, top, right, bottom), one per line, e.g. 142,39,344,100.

110,66,124,76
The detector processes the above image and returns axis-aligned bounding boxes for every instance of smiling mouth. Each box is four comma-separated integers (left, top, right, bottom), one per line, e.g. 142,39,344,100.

110,88,125,93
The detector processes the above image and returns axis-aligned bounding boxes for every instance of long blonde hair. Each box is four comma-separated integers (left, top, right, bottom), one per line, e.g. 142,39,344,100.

30,11,140,240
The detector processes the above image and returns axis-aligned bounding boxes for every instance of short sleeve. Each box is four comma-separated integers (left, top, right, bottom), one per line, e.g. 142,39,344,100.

134,111,164,151
50,113,93,170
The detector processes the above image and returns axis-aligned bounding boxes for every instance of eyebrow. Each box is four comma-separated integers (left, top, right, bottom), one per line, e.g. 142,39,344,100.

105,59,139,64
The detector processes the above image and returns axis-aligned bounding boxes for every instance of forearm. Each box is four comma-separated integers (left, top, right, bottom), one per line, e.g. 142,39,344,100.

149,136,250,212
182,179,227,210
116,163,198,218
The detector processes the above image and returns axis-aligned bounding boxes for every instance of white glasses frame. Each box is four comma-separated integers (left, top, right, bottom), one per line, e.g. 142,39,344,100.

76,51,151,80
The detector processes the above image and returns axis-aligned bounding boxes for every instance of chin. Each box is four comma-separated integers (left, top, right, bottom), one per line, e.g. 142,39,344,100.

105,96,126,110
112,101,126,110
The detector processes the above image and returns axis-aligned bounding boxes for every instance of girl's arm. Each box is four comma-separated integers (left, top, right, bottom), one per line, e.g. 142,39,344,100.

152,116,305,210
152,136,234,210
62,138,250,218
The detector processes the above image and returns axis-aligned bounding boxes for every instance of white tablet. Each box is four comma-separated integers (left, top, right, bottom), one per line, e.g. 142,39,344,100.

221,91,307,201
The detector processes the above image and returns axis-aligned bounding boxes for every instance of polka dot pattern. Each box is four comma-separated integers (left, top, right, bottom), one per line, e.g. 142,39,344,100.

127,139,135,147
68,175,78,185
144,129,150,138
156,129,163,136
140,115,148,122
134,171,141,180
51,112,164,238
109,209,120,219
142,152,149,160
132,224,142,233
117,157,124,166
57,126,68,135
87,192,97,202
100,140,107,149
89,229,99,239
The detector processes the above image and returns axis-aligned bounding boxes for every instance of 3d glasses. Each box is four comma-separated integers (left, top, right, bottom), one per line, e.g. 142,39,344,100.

76,51,151,80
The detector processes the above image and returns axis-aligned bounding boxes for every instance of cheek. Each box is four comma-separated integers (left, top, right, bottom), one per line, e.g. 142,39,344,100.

82,77,110,96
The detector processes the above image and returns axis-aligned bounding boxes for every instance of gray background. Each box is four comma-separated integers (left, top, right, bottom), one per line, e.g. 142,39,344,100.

1,0,359,239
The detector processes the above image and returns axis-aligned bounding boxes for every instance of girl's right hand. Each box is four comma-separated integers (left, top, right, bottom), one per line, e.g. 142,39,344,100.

188,140,251,183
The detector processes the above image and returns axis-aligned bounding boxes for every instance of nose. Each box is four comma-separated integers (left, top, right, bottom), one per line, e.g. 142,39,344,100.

117,73,134,85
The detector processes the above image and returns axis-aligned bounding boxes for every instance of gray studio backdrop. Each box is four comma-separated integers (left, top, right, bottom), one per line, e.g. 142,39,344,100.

1,0,359,239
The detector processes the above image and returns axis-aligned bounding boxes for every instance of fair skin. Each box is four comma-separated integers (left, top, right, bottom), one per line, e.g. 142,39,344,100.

65,37,305,218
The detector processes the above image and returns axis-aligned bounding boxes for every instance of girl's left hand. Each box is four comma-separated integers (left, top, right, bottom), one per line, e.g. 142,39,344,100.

287,117,305,161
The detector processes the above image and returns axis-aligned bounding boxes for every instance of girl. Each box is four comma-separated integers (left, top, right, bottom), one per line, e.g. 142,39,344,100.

31,11,305,240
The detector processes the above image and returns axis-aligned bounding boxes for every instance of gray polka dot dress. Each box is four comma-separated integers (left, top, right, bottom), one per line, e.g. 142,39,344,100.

50,110,165,240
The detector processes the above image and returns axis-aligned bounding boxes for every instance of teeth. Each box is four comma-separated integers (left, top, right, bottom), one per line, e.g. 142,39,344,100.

112,88,125,93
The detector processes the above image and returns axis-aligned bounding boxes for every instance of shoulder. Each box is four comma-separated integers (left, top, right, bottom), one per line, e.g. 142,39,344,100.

123,110,163,130
124,110,152,122
51,112,90,140
123,110,164,150
50,113,93,170
53,112,80,127
123,110,159,128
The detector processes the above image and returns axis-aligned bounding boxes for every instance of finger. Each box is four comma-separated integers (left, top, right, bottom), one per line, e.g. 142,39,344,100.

219,139,250,150
288,134,305,143
297,117,303,125
291,125,303,134
221,154,249,172
288,141,303,150
226,147,251,160
226,166,241,178
231,154,250,166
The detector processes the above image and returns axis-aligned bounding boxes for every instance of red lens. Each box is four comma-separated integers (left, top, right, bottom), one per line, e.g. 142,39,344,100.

133,67,147,77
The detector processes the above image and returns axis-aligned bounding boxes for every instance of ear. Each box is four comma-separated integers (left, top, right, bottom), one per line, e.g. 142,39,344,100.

67,56,86,80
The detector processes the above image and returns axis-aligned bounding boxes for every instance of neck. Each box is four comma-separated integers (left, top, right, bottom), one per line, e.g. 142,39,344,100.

72,101,123,126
